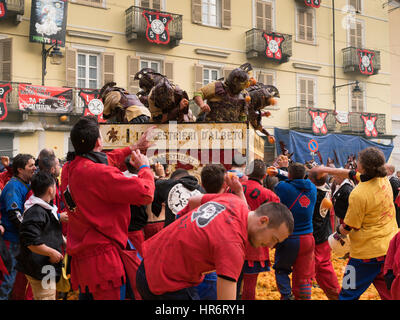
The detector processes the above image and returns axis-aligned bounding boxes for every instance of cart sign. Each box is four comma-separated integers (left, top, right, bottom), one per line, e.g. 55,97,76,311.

29,0,68,47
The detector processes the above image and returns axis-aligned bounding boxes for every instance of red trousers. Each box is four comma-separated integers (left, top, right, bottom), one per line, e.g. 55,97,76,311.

143,221,164,240
314,241,340,300
391,277,400,300
128,230,145,257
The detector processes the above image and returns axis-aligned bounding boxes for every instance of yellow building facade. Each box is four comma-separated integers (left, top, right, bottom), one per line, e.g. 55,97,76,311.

0,0,394,162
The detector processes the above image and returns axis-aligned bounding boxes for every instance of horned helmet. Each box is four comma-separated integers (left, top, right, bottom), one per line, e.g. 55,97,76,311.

225,63,255,94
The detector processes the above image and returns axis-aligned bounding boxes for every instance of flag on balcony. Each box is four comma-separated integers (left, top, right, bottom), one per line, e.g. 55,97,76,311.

361,114,378,137
0,83,11,121
309,109,328,135
142,10,173,45
0,0,7,19
78,89,106,123
357,49,375,75
304,0,321,8
263,33,285,61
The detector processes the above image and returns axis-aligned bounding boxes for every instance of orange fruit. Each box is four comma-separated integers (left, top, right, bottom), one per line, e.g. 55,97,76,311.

268,136,275,144
59,115,68,122
245,96,251,103
250,77,257,86
321,198,333,209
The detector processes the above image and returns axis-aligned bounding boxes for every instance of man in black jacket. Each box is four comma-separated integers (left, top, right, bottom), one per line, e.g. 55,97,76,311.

152,168,204,227
16,171,63,300
308,171,340,300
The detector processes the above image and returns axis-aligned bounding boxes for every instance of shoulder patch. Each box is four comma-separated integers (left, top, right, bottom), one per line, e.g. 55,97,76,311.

191,201,226,228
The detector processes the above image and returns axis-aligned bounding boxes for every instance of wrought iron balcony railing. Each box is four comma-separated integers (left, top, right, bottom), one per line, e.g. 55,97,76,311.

288,107,337,133
245,28,292,63
342,47,381,75
340,112,386,135
125,5,183,47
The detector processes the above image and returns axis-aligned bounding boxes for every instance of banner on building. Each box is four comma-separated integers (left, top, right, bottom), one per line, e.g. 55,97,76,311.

78,89,106,123
0,83,11,121
0,0,7,19
18,84,73,113
304,0,321,8
357,49,375,75
263,32,285,61
29,0,68,47
142,10,173,45
308,109,328,135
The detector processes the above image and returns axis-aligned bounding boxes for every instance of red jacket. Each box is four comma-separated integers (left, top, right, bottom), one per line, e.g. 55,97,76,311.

384,231,400,277
61,147,155,292
0,167,13,191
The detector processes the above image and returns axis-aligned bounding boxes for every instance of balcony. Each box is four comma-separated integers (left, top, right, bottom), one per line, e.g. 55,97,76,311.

342,47,381,75
288,107,337,133
340,112,386,136
3,0,24,23
125,6,183,47
245,28,292,63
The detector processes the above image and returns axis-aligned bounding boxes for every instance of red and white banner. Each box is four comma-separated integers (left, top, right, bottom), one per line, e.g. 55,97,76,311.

304,0,321,8
18,84,73,113
361,114,378,137
263,32,285,61
142,10,173,45
0,83,11,121
309,109,328,135
78,89,106,123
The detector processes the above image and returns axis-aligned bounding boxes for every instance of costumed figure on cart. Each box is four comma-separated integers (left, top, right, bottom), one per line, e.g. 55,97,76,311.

99,82,151,124
134,68,166,108
247,83,280,144
193,63,255,123
148,77,194,123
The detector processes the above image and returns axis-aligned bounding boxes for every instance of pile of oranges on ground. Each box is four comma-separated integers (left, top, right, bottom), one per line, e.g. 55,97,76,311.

256,249,380,300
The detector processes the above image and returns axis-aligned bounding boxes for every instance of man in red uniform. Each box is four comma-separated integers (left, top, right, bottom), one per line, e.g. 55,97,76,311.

61,116,155,300
136,173,294,300
239,159,280,300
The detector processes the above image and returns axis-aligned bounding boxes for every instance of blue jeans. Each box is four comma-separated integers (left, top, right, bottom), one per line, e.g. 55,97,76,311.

0,242,19,300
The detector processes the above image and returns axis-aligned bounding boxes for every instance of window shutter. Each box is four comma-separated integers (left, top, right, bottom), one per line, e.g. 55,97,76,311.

308,79,315,107
300,78,307,107
306,11,314,42
141,0,150,8
256,1,272,32
127,55,140,94
298,10,306,41
65,47,77,87
164,60,174,81
194,64,204,92
349,26,356,47
0,38,12,82
102,53,115,85
222,0,231,29
256,1,264,29
152,0,161,10
192,0,202,24
266,74,274,86
264,2,272,33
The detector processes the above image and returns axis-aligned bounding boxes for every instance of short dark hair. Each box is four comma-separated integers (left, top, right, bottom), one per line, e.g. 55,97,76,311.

70,116,100,155
170,168,189,180
12,154,34,176
307,170,328,187
38,153,57,173
246,159,266,180
124,156,138,174
255,202,294,234
201,164,226,193
31,171,55,198
288,162,306,180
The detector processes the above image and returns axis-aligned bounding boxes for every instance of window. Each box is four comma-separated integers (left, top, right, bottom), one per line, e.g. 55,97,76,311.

348,0,362,13
0,38,12,81
255,0,273,32
137,0,161,10
298,76,316,108
203,67,220,85
350,83,365,112
348,20,364,48
297,7,315,43
202,0,221,27
253,69,274,86
140,59,162,73
77,53,100,89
